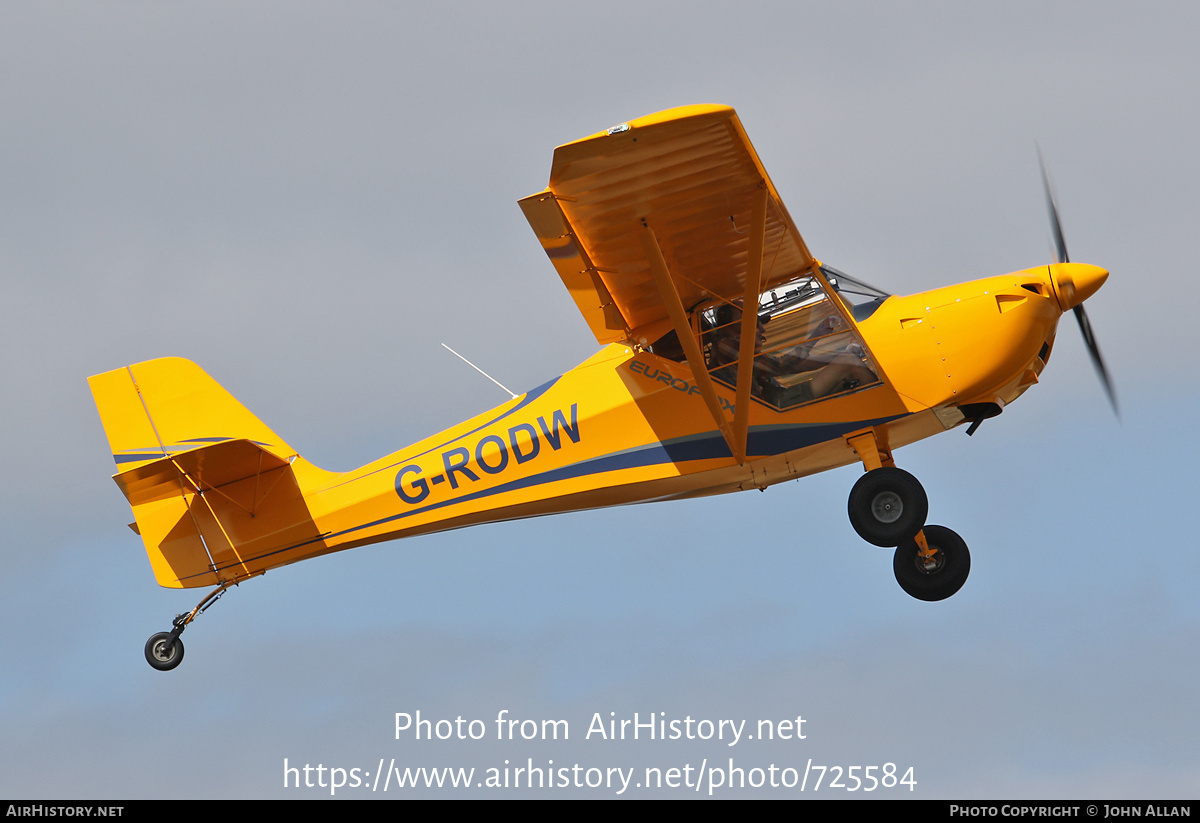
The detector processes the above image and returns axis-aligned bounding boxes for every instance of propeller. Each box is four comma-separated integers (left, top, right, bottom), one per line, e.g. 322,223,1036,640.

1038,150,1119,418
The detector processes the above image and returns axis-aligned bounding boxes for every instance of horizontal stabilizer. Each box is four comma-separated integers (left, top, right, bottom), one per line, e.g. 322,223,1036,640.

114,438,291,507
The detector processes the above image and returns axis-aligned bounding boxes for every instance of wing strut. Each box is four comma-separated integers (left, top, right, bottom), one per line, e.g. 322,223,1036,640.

731,185,768,461
641,222,744,463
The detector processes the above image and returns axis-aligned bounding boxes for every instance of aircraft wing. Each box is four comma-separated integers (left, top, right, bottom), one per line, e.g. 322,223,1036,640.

520,104,819,346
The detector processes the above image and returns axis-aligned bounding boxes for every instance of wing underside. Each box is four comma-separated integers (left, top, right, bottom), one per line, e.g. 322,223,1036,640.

519,104,820,347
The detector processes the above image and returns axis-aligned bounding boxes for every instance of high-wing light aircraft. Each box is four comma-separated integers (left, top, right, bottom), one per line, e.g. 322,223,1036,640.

90,105,1114,670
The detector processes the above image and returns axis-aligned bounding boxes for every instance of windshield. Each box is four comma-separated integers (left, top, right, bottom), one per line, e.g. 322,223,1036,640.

820,264,890,321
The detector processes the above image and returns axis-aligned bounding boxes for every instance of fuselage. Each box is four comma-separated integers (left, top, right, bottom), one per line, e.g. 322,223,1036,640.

278,263,1088,570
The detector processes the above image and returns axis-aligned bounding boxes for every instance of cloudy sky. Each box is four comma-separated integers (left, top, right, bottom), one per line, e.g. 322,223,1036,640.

3,1,1198,798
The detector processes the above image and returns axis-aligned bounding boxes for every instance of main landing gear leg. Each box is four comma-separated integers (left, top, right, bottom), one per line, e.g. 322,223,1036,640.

144,582,232,671
843,429,971,600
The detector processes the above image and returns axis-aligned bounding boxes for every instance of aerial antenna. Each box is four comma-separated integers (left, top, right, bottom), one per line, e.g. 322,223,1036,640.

440,343,518,399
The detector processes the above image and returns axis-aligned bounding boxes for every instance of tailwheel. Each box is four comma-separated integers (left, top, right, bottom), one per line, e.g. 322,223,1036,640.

893,525,970,601
145,631,185,671
847,467,928,547
143,582,233,671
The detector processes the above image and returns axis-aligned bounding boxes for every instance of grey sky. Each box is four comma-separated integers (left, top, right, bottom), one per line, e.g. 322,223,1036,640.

2,1,1197,798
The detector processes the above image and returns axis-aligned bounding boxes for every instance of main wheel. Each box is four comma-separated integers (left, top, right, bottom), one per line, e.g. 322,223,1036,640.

145,632,185,671
847,467,928,547
893,525,970,602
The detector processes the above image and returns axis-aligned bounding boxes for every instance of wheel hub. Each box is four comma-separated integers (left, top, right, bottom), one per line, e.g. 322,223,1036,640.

871,491,903,524
916,549,944,575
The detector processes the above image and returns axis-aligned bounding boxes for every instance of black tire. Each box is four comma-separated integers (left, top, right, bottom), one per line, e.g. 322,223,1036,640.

145,632,185,671
847,467,928,547
893,525,970,602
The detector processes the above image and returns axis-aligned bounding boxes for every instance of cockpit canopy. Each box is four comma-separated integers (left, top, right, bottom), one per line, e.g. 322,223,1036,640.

650,265,888,411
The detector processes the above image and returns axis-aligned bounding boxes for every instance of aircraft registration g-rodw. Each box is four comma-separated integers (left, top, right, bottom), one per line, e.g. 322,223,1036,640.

89,105,1114,670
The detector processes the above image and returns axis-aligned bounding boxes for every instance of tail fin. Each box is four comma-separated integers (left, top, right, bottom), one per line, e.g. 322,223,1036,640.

89,358,326,589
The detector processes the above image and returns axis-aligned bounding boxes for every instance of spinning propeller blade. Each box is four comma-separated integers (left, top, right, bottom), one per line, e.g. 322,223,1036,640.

1039,151,1119,418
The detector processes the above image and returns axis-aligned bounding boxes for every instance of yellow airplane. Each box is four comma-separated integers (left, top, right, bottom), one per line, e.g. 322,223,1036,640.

89,105,1114,671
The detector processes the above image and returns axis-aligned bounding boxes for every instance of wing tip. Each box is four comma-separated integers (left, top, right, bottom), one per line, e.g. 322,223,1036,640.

551,104,738,166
